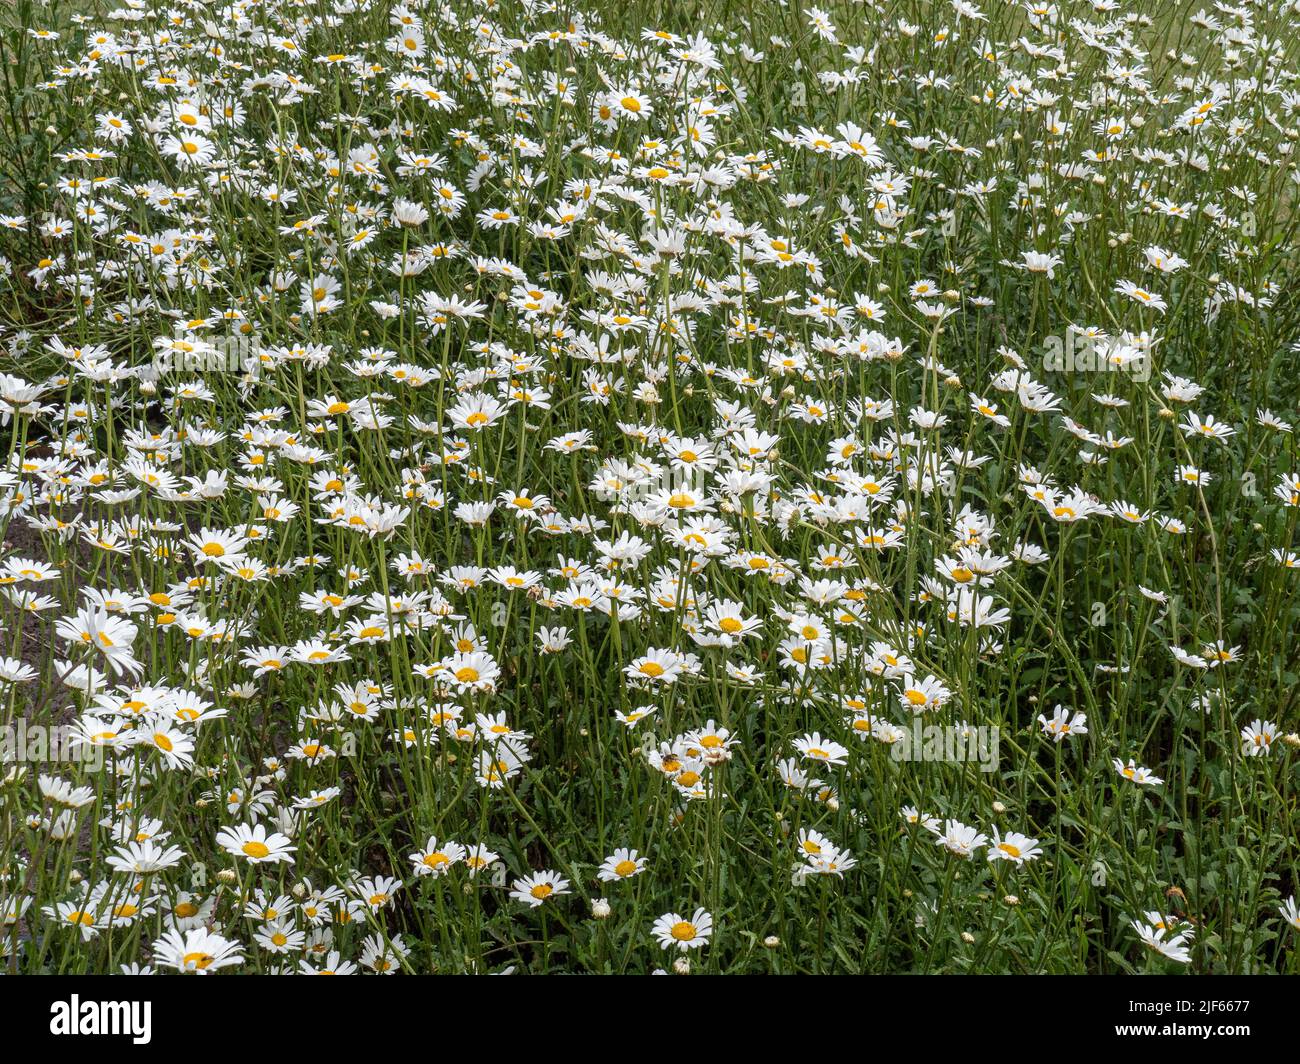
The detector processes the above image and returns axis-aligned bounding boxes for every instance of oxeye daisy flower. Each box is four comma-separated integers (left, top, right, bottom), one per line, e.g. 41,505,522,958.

39,774,96,808
1180,412,1235,441
1037,705,1087,742
610,90,651,118
139,720,194,769
509,870,570,908
293,787,342,810
409,836,466,877
626,647,683,684
933,819,988,858
1200,640,1240,666
215,823,296,864
803,844,857,877
987,830,1042,865
896,673,952,713
440,650,500,691
351,875,402,911
45,901,104,941
454,845,498,879
1131,920,1191,964
597,848,647,882
152,927,244,973
795,828,835,859
651,908,713,951
285,737,336,762
448,392,508,431
1019,250,1063,278
54,607,141,676
162,132,215,166
1240,719,1278,756
793,732,850,766
1114,280,1167,313
2,0,1295,982
187,527,249,565
297,951,358,976
254,921,305,955
292,640,350,667
1113,758,1163,786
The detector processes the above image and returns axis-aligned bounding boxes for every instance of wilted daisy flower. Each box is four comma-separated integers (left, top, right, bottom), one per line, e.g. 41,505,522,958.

1131,920,1191,964
933,819,988,858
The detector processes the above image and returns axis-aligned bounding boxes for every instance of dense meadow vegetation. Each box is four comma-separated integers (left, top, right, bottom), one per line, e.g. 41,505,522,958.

1,0,1299,974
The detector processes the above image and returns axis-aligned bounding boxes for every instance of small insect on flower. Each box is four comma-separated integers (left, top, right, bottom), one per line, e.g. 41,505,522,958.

510,870,571,908
152,927,244,973
408,836,466,877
